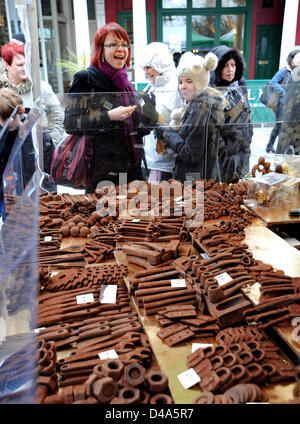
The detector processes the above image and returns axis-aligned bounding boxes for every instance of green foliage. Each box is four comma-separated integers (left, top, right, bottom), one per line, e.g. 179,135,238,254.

55,47,90,76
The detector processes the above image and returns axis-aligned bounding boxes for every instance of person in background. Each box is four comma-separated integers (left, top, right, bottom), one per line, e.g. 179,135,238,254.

140,42,182,183
64,22,158,193
265,49,300,153
0,39,65,149
209,45,253,183
0,87,36,212
276,63,300,155
154,51,225,183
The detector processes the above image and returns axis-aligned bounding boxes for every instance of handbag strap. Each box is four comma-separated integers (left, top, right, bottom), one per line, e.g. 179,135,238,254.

281,70,289,86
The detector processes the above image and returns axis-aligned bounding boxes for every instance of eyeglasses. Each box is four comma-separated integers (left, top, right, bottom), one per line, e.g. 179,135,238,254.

103,43,131,49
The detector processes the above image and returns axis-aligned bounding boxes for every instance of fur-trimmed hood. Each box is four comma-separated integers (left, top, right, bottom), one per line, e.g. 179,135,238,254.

209,45,245,87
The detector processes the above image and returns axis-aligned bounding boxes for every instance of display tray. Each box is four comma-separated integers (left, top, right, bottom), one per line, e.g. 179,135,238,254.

243,198,300,226
114,237,298,404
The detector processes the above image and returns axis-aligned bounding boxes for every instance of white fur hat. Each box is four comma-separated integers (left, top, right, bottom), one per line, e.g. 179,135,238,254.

177,51,218,91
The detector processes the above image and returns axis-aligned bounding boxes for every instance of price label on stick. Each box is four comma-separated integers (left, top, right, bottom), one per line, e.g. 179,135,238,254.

171,279,186,288
177,368,201,389
100,285,117,304
215,272,232,286
76,293,94,304
98,349,118,360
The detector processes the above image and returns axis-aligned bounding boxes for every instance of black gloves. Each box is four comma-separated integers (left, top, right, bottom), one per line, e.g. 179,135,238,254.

154,124,166,140
140,92,158,127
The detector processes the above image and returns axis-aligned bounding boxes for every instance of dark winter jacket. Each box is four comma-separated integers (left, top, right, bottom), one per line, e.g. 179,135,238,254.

163,90,225,183
65,65,150,191
209,46,253,182
277,65,300,154
0,124,36,199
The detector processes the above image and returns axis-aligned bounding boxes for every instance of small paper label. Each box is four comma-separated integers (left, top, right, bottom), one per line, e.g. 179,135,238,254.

192,343,213,353
131,219,141,222
215,272,232,286
100,285,117,304
76,293,94,304
34,327,46,334
177,368,201,389
171,279,187,288
117,195,127,200
44,236,52,242
175,196,183,202
200,253,210,259
98,349,118,360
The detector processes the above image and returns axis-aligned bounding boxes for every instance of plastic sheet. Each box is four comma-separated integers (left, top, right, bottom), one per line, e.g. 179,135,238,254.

0,107,41,403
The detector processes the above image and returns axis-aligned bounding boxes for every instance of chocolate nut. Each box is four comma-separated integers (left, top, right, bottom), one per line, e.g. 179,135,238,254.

124,362,146,386
101,359,124,381
118,387,140,404
216,367,233,392
237,351,254,366
251,348,265,363
193,391,215,404
92,376,117,403
211,355,224,370
246,363,266,384
146,371,168,393
93,364,105,378
150,393,173,404
140,390,150,404
230,364,250,385
223,353,238,368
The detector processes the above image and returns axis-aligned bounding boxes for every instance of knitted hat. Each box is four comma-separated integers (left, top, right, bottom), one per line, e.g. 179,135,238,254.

140,42,176,75
177,51,218,91
11,32,26,44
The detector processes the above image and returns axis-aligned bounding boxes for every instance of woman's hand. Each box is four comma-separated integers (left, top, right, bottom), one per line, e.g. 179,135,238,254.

108,105,137,121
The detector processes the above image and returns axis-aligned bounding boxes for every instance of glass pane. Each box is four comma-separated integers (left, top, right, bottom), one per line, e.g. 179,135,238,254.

163,15,186,52
41,0,51,16
162,0,187,8
220,14,245,52
221,0,246,6
40,21,59,92
192,0,216,7
192,15,215,48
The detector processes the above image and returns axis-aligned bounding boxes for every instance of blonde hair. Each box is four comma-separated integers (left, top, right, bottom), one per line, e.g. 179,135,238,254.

0,87,24,121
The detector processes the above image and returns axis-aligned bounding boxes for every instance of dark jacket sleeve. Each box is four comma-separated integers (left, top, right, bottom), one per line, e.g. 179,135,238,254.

64,70,111,134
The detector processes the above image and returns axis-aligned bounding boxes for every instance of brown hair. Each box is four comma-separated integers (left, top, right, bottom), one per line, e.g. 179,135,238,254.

0,87,24,121
90,22,131,68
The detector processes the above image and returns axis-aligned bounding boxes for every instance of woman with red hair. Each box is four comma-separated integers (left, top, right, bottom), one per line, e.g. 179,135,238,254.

65,22,158,192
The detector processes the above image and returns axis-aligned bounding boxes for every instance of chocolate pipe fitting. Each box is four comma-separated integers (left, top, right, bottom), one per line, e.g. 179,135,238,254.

140,390,150,404
199,270,211,286
93,364,105,378
215,345,228,357
229,343,244,355
146,371,168,393
150,393,173,404
117,387,140,404
237,351,254,366
203,345,216,359
230,364,250,385
216,367,233,392
246,363,266,384
207,285,224,303
92,376,117,403
188,255,200,272
223,353,238,368
124,362,146,387
251,348,265,363
204,277,218,292
101,359,124,381
262,363,277,380
192,260,204,276
211,355,224,370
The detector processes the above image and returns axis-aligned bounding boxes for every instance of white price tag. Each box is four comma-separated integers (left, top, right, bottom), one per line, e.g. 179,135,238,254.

100,285,117,304
34,327,46,334
192,343,213,353
98,349,118,360
215,272,232,286
171,279,187,288
44,236,52,242
177,368,201,389
76,293,94,304
131,219,141,222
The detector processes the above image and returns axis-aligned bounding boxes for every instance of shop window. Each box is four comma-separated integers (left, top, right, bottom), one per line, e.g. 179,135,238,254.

192,15,215,48
162,15,186,52
192,0,216,7
221,0,246,6
162,0,187,8
220,14,244,51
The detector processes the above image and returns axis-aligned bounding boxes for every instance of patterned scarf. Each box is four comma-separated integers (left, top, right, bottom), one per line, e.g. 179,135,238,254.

99,60,142,166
